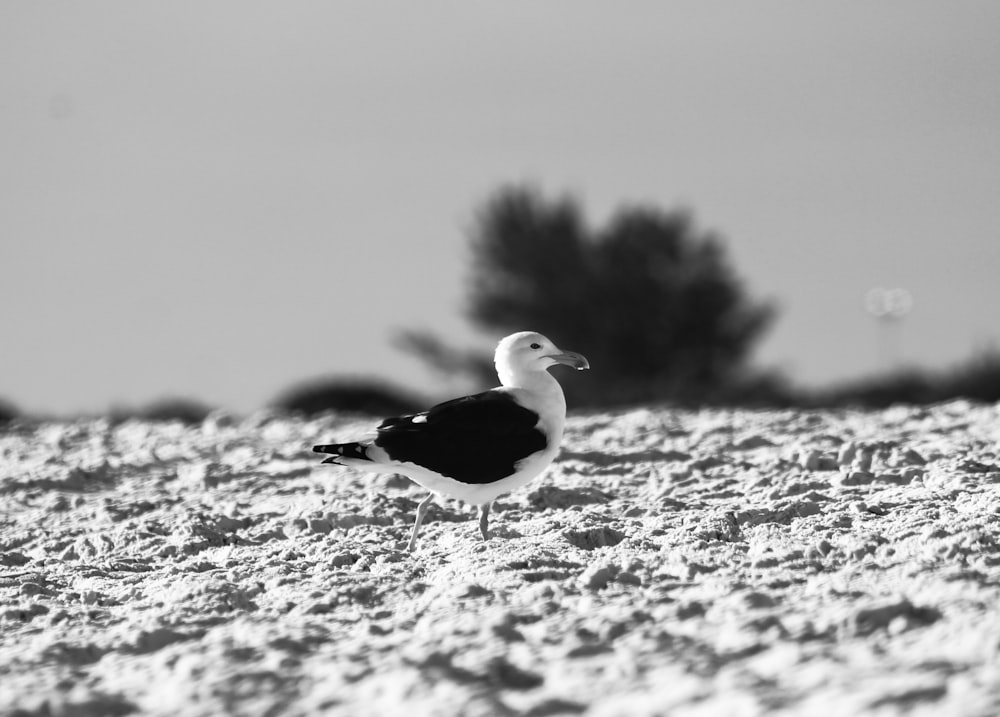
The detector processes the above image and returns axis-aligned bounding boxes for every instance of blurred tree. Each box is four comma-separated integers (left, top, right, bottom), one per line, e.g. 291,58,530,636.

401,185,776,406
392,331,497,388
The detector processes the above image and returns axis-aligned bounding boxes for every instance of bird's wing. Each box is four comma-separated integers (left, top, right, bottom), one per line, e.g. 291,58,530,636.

374,389,548,484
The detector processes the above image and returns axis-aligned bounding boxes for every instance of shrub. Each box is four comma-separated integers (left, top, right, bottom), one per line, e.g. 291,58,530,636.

109,398,213,425
274,379,425,417
0,398,18,425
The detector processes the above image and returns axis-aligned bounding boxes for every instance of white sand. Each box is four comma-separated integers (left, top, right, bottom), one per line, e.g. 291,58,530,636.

2,401,999,716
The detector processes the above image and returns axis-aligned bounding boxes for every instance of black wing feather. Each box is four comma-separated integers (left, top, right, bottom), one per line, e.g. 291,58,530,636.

374,390,547,484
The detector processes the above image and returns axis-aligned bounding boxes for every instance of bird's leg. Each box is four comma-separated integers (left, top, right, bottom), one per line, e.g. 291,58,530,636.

478,503,491,542
407,492,435,552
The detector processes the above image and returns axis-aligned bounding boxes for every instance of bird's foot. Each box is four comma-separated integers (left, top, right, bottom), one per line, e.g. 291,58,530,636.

478,503,491,542
407,492,436,552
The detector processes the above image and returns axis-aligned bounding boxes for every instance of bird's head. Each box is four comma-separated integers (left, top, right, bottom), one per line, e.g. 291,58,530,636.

495,331,590,385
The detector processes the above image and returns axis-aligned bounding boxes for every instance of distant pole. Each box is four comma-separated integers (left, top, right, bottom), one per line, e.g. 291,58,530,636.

865,288,913,371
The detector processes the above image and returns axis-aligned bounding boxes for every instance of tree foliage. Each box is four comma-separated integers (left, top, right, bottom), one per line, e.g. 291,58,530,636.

407,185,776,406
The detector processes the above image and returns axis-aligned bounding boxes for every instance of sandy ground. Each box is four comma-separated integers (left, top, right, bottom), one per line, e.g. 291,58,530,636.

2,401,999,716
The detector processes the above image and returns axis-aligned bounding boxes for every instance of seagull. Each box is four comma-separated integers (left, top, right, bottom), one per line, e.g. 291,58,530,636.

313,331,589,551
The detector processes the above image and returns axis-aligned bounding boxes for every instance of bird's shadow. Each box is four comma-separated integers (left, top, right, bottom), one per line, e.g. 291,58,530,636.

487,524,524,541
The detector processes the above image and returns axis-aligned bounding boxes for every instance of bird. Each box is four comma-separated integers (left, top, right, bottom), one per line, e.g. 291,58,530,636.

313,331,589,551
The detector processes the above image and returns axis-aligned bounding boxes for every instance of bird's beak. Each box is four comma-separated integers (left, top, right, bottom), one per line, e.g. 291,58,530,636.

547,351,590,371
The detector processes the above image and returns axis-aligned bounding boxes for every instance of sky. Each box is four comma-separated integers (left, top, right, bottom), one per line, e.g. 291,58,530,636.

2,1,999,415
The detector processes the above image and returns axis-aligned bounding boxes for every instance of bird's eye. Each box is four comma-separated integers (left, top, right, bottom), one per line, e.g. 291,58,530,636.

530,342,541,350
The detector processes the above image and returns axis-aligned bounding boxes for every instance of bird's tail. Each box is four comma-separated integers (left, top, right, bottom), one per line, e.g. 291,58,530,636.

312,442,372,465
